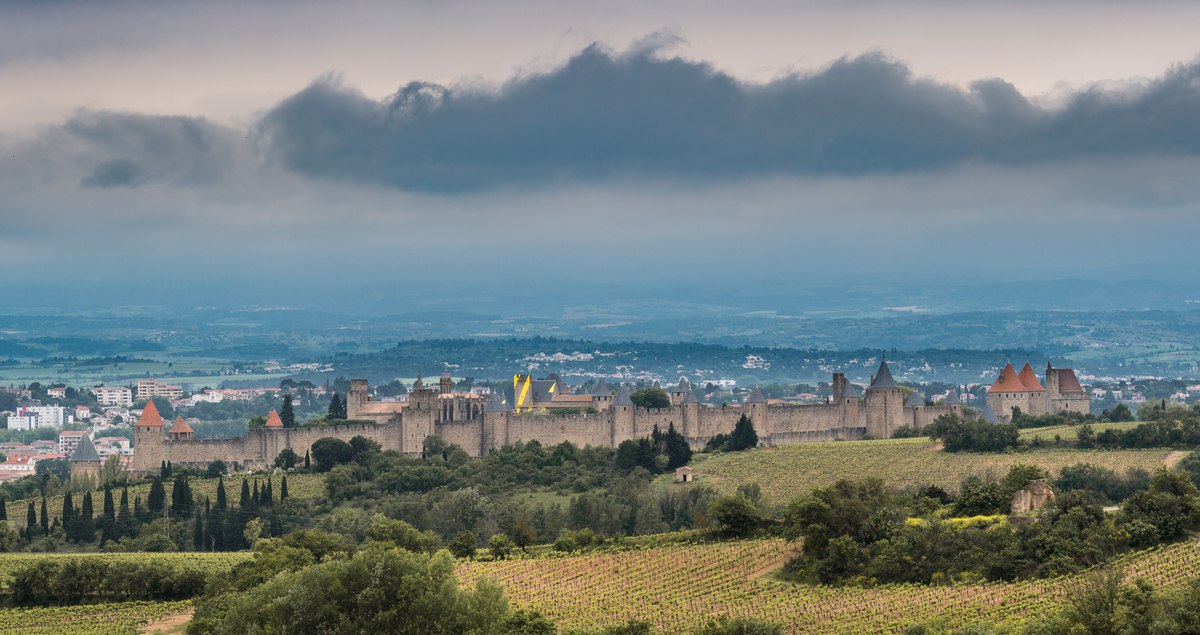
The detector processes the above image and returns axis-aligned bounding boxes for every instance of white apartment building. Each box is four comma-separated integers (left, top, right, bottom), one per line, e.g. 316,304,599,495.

58,430,88,456
136,379,184,400
7,406,72,429
93,386,133,406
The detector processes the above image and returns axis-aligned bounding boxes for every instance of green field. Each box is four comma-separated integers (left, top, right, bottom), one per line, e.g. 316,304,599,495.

1017,421,1142,442
660,439,1181,503
0,599,193,634
0,359,286,390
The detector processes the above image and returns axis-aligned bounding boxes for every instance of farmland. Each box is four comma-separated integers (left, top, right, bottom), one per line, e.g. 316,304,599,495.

0,600,192,634
457,538,1200,634
661,438,1180,503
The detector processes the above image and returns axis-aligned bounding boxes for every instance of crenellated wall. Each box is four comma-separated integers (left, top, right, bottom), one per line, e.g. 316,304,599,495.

134,377,1019,472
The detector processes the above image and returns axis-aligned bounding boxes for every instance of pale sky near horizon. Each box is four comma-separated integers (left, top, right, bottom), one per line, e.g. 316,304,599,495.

2,0,1200,306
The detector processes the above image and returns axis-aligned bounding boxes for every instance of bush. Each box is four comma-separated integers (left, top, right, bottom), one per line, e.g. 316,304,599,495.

310,437,354,472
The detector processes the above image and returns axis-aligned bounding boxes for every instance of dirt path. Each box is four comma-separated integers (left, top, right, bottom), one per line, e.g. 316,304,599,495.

1164,450,1189,468
139,609,193,635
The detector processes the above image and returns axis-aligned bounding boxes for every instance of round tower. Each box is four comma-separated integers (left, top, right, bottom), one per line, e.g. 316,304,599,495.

132,399,166,474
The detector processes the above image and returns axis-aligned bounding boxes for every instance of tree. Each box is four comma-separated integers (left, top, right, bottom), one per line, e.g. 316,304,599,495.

304,449,310,469
205,461,227,478
708,495,761,537
448,530,477,559
101,486,116,544
280,394,295,428
39,497,48,536
274,448,300,470
148,477,166,516
190,549,514,634
365,514,440,553
327,393,346,420
629,387,671,409
489,533,515,560
79,491,95,542
117,488,133,538
171,475,193,518
310,437,354,472
24,503,34,542
0,498,6,522
731,414,759,451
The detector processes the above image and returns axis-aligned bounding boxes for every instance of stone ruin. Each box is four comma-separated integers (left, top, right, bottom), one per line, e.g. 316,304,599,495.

1010,479,1055,515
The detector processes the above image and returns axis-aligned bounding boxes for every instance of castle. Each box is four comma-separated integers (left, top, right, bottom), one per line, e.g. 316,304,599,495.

131,360,964,473
984,362,1090,423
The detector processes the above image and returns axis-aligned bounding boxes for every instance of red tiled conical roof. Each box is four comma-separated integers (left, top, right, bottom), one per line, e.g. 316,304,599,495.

137,399,165,427
1018,363,1044,392
170,417,193,434
265,409,284,428
989,363,1026,393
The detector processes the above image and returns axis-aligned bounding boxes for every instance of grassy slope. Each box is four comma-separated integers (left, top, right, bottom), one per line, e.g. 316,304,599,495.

658,438,1181,503
457,538,1200,634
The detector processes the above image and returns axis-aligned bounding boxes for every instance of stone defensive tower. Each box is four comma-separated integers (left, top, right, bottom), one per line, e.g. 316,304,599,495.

864,359,904,438
132,399,166,473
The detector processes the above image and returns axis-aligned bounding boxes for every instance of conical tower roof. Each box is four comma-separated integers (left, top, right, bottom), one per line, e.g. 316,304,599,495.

613,385,634,407
265,409,284,428
868,359,899,390
70,434,101,462
942,390,961,405
905,391,925,407
680,389,699,404
136,399,165,427
746,387,767,404
592,379,610,396
170,416,194,434
978,399,1000,424
1018,363,1044,391
674,378,691,392
485,392,508,412
989,363,1025,393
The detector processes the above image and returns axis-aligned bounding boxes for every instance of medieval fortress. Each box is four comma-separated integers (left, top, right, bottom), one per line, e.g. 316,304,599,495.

129,360,1089,473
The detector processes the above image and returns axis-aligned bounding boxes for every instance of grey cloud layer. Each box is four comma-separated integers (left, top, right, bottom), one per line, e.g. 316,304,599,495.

255,46,1200,191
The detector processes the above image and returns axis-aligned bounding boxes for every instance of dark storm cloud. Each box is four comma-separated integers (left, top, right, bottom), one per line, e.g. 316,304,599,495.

3,110,239,189
256,46,1200,191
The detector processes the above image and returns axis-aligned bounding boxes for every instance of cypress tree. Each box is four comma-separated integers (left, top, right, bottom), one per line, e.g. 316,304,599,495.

40,497,49,536
240,478,251,509
262,478,274,507
101,486,116,544
281,394,295,428
160,460,167,479
215,478,227,511
25,502,35,541
0,498,7,522
328,392,344,419
280,476,288,503
117,488,132,537
134,495,143,523
193,508,204,550
148,477,166,515
171,475,192,518
61,493,74,541
80,492,95,542
304,449,310,469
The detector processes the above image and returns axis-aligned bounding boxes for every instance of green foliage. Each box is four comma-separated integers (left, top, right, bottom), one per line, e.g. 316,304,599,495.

1118,467,1200,545
629,387,670,409
364,513,441,553
926,414,1020,452
489,533,516,560
191,548,514,635
449,530,477,559
705,415,759,452
707,495,761,537
279,394,295,428
10,557,208,605
274,448,300,469
311,437,355,472
1054,463,1150,503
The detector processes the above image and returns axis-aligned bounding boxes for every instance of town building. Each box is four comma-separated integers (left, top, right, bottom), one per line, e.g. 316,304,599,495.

985,362,1090,423
136,379,184,401
93,386,133,407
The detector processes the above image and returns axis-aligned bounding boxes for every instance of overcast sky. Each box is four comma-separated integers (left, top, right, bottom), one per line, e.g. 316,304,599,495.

2,0,1199,309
